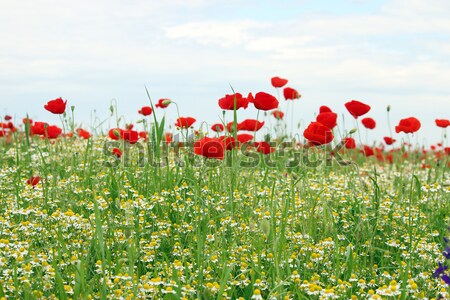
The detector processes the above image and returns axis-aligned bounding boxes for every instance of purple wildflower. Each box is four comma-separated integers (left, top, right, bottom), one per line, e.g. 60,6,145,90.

434,262,448,278
444,247,450,259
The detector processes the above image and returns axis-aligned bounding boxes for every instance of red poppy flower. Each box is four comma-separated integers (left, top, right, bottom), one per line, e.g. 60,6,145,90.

44,125,62,139
345,100,371,119
175,117,196,129
27,176,40,186
112,148,122,158
237,133,253,144
361,145,374,157
376,153,384,162
283,87,301,100
218,93,249,110
238,119,265,132
395,117,421,134
120,130,139,144
108,128,122,140
31,122,48,135
165,133,172,144
272,110,284,120
219,136,238,150
226,122,237,133
253,92,279,111
138,106,152,116
361,117,376,129
385,154,393,164
247,92,254,103
343,137,356,149
435,119,450,128
4,115,12,121
211,123,225,132
303,121,334,145
1,122,15,132
254,142,274,154
77,128,91,139
44,97,67,114
319,106,332,113
271,76,288,88
316,112,337,129
23,118,33,125
383,136,396,145
194,137,225,160
139,131,148,140
0,125,8,133
6,122,15,131
155,99,171,108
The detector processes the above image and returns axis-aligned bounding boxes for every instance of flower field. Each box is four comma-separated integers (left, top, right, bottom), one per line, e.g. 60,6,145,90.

0,77,449,299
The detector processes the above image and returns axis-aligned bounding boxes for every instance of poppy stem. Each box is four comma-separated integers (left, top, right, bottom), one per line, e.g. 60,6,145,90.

365,127,368,146
386,107,393,138
290,101,295,139
59,114,66,136
355,118,363,148
252,110,260,143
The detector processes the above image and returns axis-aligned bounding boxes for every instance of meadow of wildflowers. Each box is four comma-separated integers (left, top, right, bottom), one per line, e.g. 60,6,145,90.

0,77,449,299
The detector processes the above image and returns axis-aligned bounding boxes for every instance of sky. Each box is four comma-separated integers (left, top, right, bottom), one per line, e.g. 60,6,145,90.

0,0,449,147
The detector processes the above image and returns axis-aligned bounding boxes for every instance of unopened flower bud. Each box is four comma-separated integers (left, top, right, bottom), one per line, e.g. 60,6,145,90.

161,99,172,106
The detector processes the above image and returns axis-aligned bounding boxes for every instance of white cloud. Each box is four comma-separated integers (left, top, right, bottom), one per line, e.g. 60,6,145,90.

165,21,268,47
382,0,450,16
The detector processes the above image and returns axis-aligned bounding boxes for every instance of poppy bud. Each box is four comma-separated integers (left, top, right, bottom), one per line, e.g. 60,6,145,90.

387,105,391,112
161,99,172,106
155,98,172,108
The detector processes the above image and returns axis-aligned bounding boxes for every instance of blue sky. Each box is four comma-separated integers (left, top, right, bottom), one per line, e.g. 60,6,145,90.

0,0,449,146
